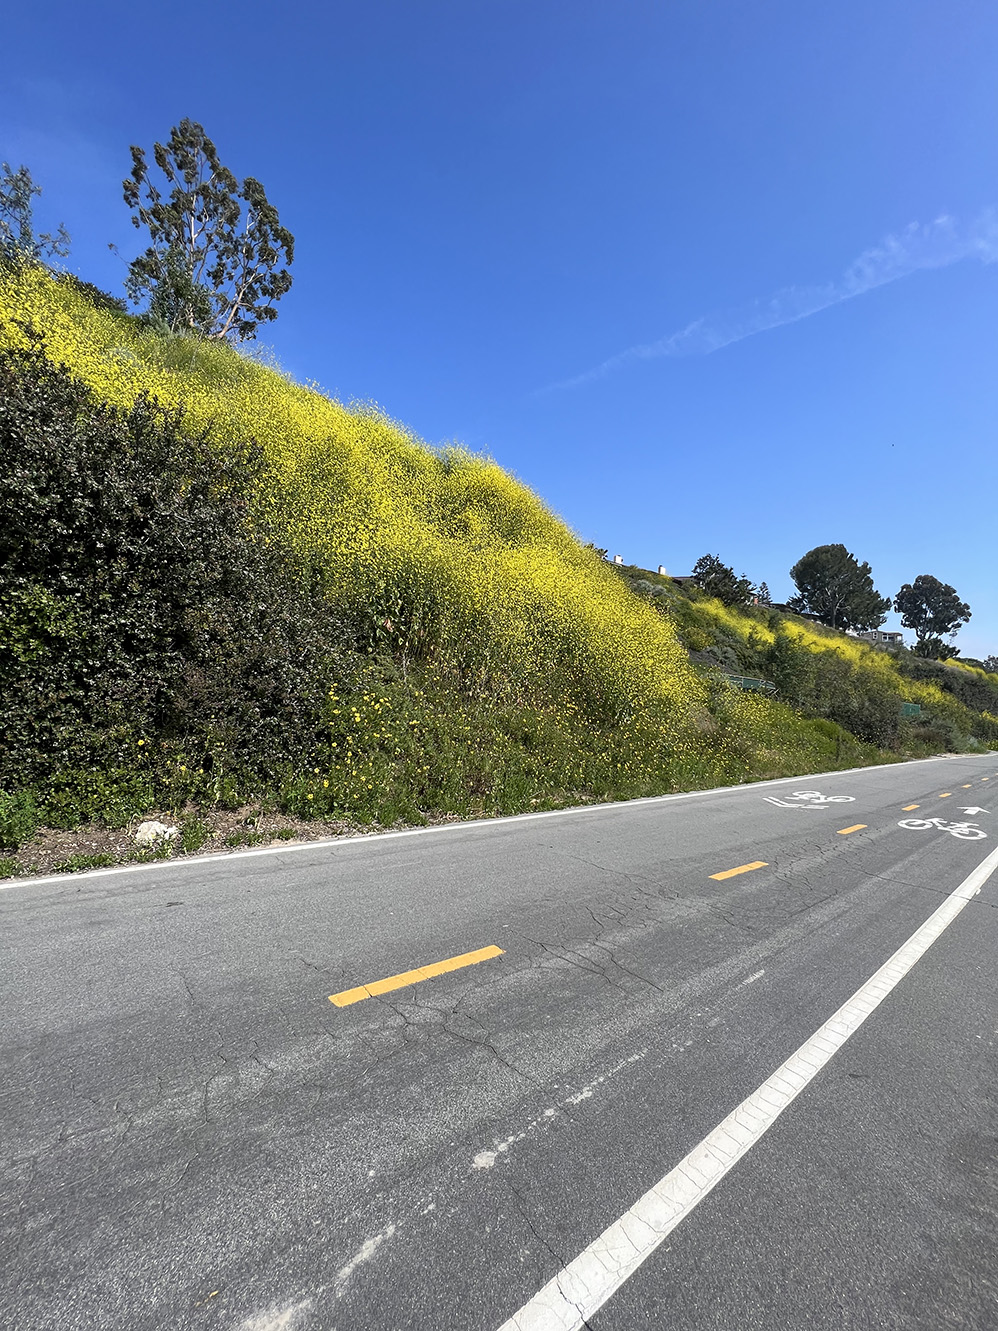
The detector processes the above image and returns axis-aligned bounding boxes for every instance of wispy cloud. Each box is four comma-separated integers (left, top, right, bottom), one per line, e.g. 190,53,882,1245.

546,210,998,390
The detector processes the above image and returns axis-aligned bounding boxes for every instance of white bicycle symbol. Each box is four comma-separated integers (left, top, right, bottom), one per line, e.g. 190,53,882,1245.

898,817,987,841
765,791,856,809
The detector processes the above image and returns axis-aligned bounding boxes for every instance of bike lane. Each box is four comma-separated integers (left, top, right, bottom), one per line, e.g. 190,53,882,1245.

586,835,998,1330
3,753,995,1331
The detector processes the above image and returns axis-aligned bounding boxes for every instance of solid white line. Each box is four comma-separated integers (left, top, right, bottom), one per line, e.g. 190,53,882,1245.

496,840,998,1331
1,753,973,894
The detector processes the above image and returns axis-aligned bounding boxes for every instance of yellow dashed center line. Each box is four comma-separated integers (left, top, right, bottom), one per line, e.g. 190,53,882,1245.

709,860,768,881
329,945,504,1007
837,824,867,835
962,784,973,789
939,792,952,798
902,804,920,811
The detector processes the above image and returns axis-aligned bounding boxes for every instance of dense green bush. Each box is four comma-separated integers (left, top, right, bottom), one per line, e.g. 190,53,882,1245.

0,790,39,850
895,652,998,715
764,630,816,704
38,770,157,830
761,628,902,747
620,566,997,754
0,338,352,804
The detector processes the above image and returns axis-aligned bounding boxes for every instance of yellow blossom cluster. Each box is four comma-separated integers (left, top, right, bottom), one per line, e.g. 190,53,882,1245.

0,267,706,746
7,265,969,819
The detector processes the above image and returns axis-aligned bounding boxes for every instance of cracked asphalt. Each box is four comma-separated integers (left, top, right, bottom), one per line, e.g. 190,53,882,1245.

2,753,997,1331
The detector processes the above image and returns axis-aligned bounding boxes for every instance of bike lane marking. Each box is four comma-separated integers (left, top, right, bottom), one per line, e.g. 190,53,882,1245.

763,791,856,810
898,818,986,840
495,841,998,1331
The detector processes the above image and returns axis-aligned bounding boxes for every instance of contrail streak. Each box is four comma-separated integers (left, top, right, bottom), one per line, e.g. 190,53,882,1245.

545,210,998,390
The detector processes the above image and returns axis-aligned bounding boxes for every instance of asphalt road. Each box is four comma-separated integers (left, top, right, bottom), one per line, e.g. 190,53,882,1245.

3,753,997,1331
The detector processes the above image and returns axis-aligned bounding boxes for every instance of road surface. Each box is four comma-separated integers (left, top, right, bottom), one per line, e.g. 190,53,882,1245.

3,753,997,1330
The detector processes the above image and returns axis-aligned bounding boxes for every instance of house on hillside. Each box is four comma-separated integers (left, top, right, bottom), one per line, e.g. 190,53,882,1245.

856,629,904,648
613,558,697,588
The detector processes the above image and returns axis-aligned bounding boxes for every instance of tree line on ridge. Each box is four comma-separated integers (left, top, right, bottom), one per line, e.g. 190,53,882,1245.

686,546,976,663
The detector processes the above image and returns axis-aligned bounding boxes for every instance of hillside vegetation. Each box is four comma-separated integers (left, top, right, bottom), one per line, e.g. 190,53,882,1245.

1,268,995,874
623,565,998,754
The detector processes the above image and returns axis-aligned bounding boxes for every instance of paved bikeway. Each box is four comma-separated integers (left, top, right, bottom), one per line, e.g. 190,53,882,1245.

2,752,996,1330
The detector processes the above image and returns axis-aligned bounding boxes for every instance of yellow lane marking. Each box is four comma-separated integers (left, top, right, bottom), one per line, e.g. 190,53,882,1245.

939,792,951,798
902,804,920,811
962,784,973,788
329,945,504,1007
838,825,867,835
983,777,990,781
709,860,768,881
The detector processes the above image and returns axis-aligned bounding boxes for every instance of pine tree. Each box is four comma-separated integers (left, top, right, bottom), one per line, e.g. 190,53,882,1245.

895,575,971,659
691,554,753,606
788,544,890,631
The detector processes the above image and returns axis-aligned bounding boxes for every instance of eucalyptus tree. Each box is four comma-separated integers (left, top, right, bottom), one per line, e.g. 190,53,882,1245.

0,162,70,267
123,119,294,340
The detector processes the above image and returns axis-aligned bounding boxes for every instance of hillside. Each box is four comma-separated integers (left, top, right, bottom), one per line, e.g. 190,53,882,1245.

618,562,998,755
1,266,996,876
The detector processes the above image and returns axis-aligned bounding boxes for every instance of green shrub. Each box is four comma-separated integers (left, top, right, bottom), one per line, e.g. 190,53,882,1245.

765,631,816,705
896,652,998,715
52,853,116,874
39,770,157,830
0,790,40,850
0,337,353,793
224,829,266,847
132,844,174,863
0,856,18,878
179,815,212,854
707,644,740,672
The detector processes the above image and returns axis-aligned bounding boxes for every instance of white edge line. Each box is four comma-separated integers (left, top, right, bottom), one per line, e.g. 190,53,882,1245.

496,838,998,1331
0,751,983,894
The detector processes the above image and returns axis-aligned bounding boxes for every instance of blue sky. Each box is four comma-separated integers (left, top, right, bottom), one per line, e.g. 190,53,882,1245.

4,0,996,656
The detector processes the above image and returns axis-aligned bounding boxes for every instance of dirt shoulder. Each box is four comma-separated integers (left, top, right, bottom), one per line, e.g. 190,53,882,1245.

0,804,464,881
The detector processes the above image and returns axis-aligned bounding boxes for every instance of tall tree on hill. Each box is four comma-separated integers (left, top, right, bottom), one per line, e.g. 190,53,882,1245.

757,581,772,605
122,119,294,340
894,575,971,660
691,553,753,606
0,163,70,268
788,544,890,631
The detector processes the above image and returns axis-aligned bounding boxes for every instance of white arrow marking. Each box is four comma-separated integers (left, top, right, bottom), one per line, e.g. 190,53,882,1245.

961,807,989,816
